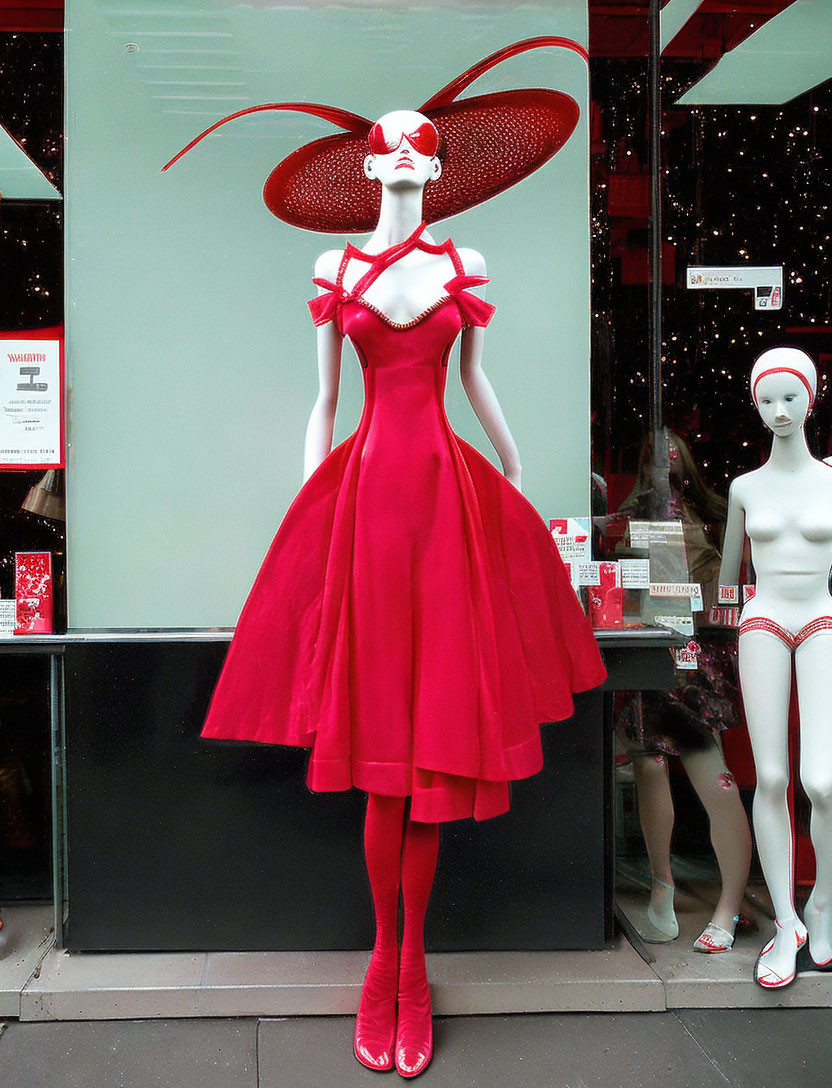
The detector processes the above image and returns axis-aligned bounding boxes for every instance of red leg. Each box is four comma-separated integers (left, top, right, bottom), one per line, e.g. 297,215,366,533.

396,817,439,1078
354,793,406,1071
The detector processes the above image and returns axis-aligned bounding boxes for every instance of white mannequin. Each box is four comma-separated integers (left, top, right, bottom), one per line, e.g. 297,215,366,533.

719,346,832,988
303,110,522,490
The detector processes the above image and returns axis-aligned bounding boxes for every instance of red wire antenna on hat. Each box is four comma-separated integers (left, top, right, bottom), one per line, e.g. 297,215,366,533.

161,103,372,173
162,35,588,233
418,36,588,111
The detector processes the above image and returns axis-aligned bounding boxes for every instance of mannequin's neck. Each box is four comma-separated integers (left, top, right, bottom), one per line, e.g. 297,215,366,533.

766,428,813,472
365,188,431,252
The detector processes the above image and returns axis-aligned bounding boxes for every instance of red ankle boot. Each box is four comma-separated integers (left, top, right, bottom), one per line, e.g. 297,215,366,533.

354,949,398,1071
395,952,433,1078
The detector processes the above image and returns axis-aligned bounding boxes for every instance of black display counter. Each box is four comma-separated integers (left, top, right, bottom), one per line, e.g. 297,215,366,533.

2,628,680,954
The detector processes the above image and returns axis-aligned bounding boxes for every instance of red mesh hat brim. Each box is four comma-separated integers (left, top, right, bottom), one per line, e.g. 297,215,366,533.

428,90,579,225
264,88,579,234
265,132,377,234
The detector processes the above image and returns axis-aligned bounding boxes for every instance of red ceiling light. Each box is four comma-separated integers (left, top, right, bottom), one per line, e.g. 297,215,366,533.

0,3,63,33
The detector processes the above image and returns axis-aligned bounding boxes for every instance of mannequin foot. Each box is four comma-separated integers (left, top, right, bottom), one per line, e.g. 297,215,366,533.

354,948,398,1071
646,877,679,940
754,918,807,989
694,915,738,953
803,895,832,968
395,952,433,1078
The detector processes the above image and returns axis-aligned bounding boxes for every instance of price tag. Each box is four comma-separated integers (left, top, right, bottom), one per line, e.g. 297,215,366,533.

620,559,650,589
655,614,695,636
577,562,601,587
549,517,592,565
630,520,684,548
0,600,15,635
708,606,740,627
674,647,699,670
718,585,739,605
649,582,703,611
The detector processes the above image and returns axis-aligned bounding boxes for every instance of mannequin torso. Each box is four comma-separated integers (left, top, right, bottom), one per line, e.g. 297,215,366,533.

729,461,832,622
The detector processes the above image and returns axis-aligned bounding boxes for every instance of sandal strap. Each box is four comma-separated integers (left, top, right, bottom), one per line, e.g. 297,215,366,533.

702,922,735,943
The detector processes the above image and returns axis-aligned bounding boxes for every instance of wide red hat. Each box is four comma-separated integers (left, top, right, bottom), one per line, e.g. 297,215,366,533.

162,36,587,234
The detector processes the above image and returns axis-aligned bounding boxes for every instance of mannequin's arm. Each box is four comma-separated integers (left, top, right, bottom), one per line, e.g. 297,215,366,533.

303,251,344,481
457,249,522,490
717,478,746,589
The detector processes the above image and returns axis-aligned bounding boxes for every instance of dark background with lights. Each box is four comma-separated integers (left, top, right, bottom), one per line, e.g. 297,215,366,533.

589,7,832,514
586,2,831,878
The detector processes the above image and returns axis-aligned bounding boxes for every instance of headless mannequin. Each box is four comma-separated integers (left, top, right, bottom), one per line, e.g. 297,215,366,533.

303,111,523,1075
719,347,832,988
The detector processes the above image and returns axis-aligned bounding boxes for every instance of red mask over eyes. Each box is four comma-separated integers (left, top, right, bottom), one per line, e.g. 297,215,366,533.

367,120,439,157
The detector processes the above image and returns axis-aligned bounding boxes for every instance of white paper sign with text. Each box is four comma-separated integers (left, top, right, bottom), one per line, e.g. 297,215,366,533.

0,338,63,468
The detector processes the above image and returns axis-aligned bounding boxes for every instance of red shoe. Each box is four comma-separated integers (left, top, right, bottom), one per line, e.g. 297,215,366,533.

354,950,398,1072
395,953,433,1078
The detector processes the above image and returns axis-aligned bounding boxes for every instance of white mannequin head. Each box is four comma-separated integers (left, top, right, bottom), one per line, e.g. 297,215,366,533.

363,110,442,190
751,347,817,438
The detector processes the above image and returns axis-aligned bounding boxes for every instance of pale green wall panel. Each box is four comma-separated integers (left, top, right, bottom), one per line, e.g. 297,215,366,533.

677,0,832,106
0,123,61,199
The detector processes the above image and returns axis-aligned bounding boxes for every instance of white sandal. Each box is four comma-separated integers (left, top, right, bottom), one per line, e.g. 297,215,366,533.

693,915,738,953
754,919,807,988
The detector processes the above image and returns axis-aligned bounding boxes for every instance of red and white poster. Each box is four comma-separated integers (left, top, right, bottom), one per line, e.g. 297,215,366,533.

15,552,54,635
0,327,64,469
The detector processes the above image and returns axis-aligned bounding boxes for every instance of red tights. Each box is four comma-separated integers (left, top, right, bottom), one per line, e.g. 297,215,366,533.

354,793,439,1075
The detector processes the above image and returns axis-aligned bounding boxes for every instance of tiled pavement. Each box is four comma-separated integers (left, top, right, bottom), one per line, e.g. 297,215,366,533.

2,1009,831,1088
1,901,831,1088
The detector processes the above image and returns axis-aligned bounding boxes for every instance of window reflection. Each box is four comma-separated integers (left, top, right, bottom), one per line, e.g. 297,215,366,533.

591,18,831,949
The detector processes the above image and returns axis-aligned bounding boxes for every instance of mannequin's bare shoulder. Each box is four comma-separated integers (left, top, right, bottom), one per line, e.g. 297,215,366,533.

454,247,486,277
728,468,762,506
314,249,343,283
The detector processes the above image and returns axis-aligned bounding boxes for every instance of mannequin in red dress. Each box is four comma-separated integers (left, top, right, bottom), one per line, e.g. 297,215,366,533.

316,111,516,1076
165,40,606,1078
301,110,603,1076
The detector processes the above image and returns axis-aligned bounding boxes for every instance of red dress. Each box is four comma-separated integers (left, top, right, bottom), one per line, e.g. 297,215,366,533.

202,228,606,822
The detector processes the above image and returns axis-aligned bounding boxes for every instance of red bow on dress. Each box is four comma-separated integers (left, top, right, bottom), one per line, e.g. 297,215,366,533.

308,278,348,327
444,275,495,328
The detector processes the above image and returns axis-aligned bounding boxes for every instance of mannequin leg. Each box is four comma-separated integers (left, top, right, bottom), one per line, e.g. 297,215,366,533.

680,739,752,938
796,635,832,966
739,632,806,986
630,753,678,938
355,793,407,1071
395,816,440,1078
